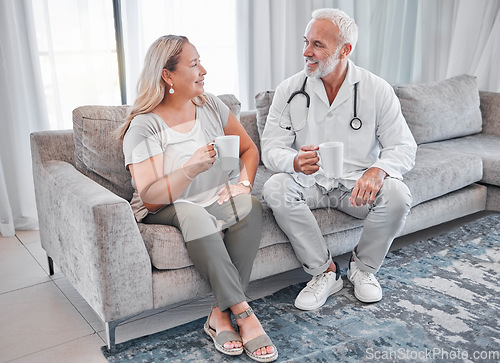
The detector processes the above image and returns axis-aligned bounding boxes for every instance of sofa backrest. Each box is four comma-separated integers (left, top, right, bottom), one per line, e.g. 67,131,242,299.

254,74,483,146
72,94,241,201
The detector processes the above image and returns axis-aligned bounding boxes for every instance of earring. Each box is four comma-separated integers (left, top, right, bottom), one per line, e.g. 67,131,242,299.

169,84,174,94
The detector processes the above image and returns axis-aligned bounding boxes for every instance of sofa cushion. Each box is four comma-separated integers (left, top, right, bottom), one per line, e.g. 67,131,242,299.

73,95,241,202
255,90,275,138
73,105,134,201
420,134,500,187
394,75,482,145
138,223,188,269
216,94,241,121
240,110,262,163
404,147,483,207
140,207,363,271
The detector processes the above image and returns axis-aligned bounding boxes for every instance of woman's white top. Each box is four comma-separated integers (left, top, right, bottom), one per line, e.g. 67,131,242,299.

123,93,231,222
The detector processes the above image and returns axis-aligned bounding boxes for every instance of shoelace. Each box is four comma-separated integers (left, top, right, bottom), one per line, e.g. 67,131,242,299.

351,268,377,286
303,273,331,295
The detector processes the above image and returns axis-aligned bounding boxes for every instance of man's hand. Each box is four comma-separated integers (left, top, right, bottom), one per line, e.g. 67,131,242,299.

294,145,320,175
350,167,388,207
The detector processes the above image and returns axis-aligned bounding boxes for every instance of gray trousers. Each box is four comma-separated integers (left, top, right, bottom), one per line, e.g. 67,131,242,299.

143,194,262,311
262,173,412,275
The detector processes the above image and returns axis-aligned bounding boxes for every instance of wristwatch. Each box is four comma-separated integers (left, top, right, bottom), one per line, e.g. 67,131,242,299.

238,180,252,191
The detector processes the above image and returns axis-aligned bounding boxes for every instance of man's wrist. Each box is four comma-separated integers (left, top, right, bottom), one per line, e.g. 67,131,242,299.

372,167,388,178
293,154,300,173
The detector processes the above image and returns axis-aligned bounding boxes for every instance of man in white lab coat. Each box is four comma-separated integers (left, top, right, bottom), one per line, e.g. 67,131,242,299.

261,8,417,310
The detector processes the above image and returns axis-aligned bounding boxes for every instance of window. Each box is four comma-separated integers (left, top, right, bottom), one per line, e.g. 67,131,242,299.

33,0,120,129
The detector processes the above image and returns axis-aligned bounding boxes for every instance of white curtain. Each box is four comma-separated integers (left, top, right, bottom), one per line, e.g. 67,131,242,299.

237,0,500,110
0,0,50,236
444,0,500,89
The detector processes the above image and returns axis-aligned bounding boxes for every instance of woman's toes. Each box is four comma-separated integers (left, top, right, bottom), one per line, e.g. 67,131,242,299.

224,340,243,350
256,347,271,356
254,346,274,356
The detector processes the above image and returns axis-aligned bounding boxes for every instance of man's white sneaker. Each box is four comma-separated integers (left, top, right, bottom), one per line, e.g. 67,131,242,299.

294,262,343,311
347,260,382,303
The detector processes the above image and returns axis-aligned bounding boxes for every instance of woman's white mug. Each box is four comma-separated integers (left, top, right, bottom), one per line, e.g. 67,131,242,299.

213,135,240,171
318,141,344,178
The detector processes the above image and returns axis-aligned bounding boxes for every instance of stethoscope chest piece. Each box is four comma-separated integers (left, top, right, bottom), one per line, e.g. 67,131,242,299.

350,117,362,130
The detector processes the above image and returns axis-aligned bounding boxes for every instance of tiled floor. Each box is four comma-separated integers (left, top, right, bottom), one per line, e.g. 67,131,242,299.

0,211,492,362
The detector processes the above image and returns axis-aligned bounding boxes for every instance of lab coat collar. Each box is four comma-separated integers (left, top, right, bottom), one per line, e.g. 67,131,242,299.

309,59,362,109
345,59,362,86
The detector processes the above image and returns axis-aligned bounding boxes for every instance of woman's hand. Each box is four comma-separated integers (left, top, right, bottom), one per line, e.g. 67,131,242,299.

217,183,251,205
183,142,216,178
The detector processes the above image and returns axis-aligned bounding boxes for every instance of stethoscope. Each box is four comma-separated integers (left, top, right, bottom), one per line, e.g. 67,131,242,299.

279,77,362,132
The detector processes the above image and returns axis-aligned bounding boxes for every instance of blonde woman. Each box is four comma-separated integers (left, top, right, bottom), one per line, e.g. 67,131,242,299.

118,35,277,362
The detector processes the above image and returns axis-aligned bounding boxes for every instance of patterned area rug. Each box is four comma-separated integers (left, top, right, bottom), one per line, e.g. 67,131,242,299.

102,214,500,362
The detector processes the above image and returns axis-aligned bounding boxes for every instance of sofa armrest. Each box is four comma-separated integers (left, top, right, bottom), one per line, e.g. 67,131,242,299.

480,91,500,136
30,130,75,165
31,134,153,322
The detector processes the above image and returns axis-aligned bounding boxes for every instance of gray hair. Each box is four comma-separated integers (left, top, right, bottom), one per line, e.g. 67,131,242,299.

312,8,358,53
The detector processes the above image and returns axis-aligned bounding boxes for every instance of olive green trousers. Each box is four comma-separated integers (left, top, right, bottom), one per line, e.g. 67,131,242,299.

143,194,262,311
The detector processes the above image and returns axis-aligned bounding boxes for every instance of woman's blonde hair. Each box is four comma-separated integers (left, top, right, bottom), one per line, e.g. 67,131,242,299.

117,35,207,140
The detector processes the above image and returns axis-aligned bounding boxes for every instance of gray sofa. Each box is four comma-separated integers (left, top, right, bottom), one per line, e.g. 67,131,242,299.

30,75,500,351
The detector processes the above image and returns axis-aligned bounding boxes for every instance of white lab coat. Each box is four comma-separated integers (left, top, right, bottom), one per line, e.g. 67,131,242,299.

261,60,417,190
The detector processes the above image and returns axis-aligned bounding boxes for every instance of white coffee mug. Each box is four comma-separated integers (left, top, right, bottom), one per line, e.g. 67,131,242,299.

318,141,344,178
213,135,240,171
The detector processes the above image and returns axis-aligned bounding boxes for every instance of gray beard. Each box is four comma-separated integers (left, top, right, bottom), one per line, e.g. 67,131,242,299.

304,47,341,78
